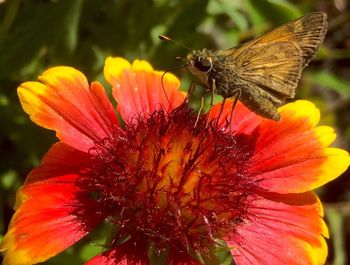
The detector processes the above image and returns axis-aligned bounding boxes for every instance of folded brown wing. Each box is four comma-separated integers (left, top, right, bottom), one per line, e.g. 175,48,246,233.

234,41,302,99
222,12,327,68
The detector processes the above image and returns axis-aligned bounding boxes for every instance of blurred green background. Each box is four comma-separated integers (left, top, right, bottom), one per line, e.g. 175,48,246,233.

0,0,349,264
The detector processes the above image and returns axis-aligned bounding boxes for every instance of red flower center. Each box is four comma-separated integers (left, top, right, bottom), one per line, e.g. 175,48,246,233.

85,105,256,253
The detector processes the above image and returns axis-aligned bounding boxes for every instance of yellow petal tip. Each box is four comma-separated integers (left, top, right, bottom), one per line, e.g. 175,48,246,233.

104,57,131,84
313,126,336,147
279,100,320,126
39,66,88,87
323,147,350,177
132,59,153,72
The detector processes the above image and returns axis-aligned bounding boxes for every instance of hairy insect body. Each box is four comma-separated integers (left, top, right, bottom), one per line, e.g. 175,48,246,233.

188,49,284,120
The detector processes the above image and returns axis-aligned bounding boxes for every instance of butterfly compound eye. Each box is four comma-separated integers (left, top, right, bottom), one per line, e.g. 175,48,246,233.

194,57,212,72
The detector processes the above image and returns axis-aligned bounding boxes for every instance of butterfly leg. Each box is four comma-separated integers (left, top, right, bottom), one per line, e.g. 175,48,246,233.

225,89,241,130
185,81,204,128
184,81,197,104
194,96,204,128
215,97,227,128
206,78,217,127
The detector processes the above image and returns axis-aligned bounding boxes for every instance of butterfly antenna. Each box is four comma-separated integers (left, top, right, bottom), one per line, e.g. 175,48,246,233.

161,64,189,110
161,71,173,110
159,35,192,51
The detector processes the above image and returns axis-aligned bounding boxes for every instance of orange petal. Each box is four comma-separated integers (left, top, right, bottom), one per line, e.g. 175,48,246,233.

209,99,264,134
86,243,200,265
227,192,328,265
86,249,130,265
104,57,185,123
18,67,118,152
86,242,148,265
0,143,106,265
247,100,350,193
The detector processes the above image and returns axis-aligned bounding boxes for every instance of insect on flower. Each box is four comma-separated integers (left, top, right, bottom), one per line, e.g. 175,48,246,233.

160,12,328,122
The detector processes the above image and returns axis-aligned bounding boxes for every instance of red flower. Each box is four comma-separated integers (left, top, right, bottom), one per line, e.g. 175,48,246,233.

1,57,349,265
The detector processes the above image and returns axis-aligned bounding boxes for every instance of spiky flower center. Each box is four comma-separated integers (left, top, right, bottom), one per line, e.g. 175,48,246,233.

88,105,255,253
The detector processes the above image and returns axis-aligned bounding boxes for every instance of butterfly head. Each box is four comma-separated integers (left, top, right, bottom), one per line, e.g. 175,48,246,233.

187,49,215,85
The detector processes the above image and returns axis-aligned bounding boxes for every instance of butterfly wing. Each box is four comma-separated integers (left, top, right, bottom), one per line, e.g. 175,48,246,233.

216,12,327,101
253,12,327,67
221,12,327,67
216,41,302,120
234,41,302,99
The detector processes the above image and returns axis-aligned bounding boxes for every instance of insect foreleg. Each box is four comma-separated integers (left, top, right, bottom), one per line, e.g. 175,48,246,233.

215,97,227,128
184,81,197,104
206,78,217,127
226,89,241,130
194,96,204,128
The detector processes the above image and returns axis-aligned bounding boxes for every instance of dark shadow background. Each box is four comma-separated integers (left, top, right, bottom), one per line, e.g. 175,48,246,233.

0,0,349,264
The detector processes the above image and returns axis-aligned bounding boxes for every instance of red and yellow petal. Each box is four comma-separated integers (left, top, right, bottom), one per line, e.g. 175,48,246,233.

247,100,350,193
0,143,107,265
86,249,128,265
209,99,264,134
85,244,199,265
86,241,148,265
104,57,186,123
85,249,145,265
227,192,328,265
18,67,118,152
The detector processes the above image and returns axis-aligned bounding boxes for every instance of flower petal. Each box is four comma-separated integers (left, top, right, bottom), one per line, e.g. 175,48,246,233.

0,143,107,265
209,99,264,135
86,249,129,265
227,192,328,265
86,245,200,265
104,57,186,123
247,100,350,193
86,243,148,265
18,67,118,152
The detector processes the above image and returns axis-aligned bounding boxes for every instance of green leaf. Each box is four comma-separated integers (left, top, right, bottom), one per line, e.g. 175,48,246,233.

151,0,210,64
52,0,83,54
266,0,301,18
326,208,346,265
207,0,248,31
244,0,301,26
0,0,21,44
191,239,234,265
148,242,169,265
226,9,249,31
0,0,83,78
243,0,265,26
0,170,18,189
310,71,350,96
79,243,103,262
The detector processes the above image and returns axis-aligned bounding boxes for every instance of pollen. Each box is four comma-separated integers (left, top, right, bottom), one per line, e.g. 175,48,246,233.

87,105,255,253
